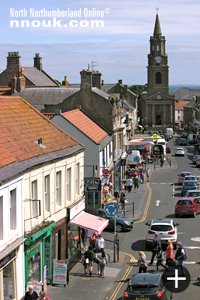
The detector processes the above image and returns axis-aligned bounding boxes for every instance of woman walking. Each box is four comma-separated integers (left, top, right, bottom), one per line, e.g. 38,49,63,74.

138,251,147,273
95,248,108,278
165,240,175,268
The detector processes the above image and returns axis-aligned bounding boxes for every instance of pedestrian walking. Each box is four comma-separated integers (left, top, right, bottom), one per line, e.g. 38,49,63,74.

39,290,52,300
83,245,94,276
89,233,97,251
175,241,187,275
97,234,105,251
146,168,150,182
165,240,175,268
119,192,126,216
138,251,147,273
156,246,167,271
81,228,88,250
140,170,145,184
95,248,108,277
149,233,161,265
126,177,133,192
133,175,139,191
24,285,39,300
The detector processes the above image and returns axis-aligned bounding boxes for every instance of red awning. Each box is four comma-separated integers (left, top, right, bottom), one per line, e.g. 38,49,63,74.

69,211,109,234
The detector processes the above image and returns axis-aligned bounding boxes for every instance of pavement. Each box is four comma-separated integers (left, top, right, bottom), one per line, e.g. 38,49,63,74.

47,154,174,300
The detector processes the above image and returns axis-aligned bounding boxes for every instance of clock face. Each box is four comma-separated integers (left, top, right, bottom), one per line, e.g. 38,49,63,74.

155,56,162,64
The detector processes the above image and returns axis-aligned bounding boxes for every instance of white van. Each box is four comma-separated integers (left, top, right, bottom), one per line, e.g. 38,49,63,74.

157,138,166,156
126,150,142,165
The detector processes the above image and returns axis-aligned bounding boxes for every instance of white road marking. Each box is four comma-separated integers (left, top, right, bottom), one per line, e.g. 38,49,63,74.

191,237,200,242
155,200,161,206
184,246,200,249
177,232,187,235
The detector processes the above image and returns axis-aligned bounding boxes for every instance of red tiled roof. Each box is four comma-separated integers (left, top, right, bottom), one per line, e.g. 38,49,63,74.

175,101,190,110
0,96,83,168
62,109,108,144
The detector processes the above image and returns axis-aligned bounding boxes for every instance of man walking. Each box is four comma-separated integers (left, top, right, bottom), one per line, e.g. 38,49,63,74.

149,233,161,265
175,241,186,275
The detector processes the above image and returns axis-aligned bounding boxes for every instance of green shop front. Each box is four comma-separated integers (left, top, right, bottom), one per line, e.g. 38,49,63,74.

24,221,56,290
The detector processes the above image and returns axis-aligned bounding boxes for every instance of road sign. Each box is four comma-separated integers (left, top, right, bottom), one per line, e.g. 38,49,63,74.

105,202,118,216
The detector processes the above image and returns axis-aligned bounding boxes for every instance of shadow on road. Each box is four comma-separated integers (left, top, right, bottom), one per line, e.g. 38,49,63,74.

131,240,146,252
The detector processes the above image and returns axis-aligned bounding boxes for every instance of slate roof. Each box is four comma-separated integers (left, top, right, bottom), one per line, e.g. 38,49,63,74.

22,67,58,87
62,109,108,144
0,96,84,182
17,87,79,110
175,87,200,101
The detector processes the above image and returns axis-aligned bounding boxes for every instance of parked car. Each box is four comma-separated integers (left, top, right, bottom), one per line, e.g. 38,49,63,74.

177,171,191,185
145,218,178,249
175,147,185,156
175,197,200,217
196,158,200,167
122,273,172,300
192,155,200,165
182,175,197,185
85,208,134,232
180,132,188,138
186,189,200,197
181,180,198,196
179,137,187,146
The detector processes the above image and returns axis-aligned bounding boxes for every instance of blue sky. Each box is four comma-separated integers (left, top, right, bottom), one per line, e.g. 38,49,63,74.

1,0,200,85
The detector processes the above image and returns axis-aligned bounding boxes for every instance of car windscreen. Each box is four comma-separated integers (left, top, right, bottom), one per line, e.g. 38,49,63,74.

188,192,200,196
151,225,173,231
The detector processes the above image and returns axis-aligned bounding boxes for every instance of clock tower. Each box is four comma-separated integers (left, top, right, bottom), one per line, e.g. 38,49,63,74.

139,13,175,130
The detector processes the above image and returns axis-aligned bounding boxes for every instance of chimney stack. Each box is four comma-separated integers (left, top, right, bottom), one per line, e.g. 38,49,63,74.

62,75,69,87
92,70,102,89
7,52,21,73
34,53,43,70
80,69,92,91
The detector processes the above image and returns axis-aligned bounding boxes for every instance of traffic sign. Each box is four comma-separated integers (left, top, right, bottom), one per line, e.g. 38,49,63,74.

105,202,118,216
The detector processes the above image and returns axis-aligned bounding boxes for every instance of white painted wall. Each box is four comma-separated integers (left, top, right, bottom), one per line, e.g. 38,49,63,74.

23,151,84,233
0,177,25,300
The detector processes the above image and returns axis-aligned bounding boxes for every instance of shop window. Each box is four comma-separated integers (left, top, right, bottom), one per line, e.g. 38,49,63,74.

56,171,62,206
67,225,79,259
3,260,16,300
10,189,17,230
31,180,39,218
75,163,80,195
66,168,72,202
27,250,41,282
0,196,3,239
44,175,50,212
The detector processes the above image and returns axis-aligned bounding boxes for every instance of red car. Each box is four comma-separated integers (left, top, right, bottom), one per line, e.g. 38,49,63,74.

175,197,200,217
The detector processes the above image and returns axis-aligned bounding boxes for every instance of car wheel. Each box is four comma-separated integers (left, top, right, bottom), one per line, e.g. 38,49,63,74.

116,224,123,232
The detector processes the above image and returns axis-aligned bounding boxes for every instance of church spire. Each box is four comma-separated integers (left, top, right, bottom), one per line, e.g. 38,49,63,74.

153,12,162,36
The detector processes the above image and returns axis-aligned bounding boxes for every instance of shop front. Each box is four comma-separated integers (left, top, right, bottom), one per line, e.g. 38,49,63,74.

67,197,109,269
24,221,56,289
0,237,25,300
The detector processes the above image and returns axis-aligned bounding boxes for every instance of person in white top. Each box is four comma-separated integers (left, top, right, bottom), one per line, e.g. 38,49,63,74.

97,234,105,250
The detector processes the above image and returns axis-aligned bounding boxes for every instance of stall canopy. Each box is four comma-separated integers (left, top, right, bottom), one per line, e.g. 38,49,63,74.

69,211,109,235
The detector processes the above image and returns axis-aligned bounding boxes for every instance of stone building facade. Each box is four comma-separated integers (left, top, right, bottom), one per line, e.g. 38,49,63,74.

139,14,175,131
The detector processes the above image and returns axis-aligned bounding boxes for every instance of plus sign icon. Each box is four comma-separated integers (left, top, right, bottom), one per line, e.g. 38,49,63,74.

162,266,191,293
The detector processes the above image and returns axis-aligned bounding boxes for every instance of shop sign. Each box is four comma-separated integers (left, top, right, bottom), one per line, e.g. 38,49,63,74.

53,259,67,286
0,250,16,270
27,281,42,294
